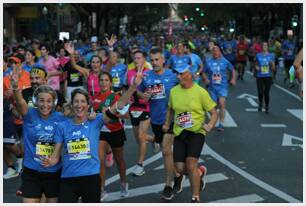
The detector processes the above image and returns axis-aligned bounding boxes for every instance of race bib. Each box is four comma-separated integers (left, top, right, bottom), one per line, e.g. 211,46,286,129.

70,73,80,82
112,76,120,87
35,142,55,161
287,49,293,56
147,84,166,100
212,72,222,84
261,65,269,74
176,112,193,129
130,111,143,118
67,138,91,160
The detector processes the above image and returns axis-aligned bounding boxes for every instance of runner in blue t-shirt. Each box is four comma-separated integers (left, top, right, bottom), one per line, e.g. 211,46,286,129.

166,42,192,71
203,46,236,131
11,77,65,203
220,34,237,68
138,47,181,200
255,42,275,113
184,43,204,84
105,51,127,93
282,34,296,85
41,69,144,203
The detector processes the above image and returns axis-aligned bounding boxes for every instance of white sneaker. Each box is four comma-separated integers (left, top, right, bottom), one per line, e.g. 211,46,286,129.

3,167,19,179
132,164,145,176
152,142,160,153
100,190,109,202
120,183,129,197
16,158,23,173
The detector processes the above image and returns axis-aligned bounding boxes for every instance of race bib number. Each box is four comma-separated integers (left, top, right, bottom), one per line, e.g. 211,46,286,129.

35,142,55,162
112,77,120,87
70,73,80,82
176,112,193,129
261,65,269,74
147,84,166,100
67,138,91,160
212,72,222,84
130,111,143,118
287,49,293,56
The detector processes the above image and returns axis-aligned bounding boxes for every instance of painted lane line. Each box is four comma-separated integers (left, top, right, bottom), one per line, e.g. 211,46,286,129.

105,173,228,202
282,133,303,148
105,152,162,186
273,83,302,102
202,144,301,203
124,125,133,129
210,193,264,203
207,110,237,127
247,97,258,107
245,108,262,112
260,124,287,128
153,158,204,171
287,109,303,121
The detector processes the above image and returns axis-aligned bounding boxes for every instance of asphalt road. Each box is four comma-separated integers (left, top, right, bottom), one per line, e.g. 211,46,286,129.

3,65,303,203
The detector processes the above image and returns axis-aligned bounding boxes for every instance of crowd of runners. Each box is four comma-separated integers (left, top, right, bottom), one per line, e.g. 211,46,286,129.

3,30,303,203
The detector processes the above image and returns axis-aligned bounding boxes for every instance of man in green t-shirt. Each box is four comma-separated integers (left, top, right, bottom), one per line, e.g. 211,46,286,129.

163,64,218,203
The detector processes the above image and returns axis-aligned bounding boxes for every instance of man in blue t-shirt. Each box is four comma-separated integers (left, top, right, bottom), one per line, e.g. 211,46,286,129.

282,34,296,84
203,46,236,131
139,48,181,200
184,43,204,84
165,42,192,71
220,34,237,68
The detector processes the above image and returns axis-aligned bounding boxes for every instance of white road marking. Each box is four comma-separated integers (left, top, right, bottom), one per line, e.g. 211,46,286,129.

273,83,302,102
105,173,228,202
260,124,287,128
202,144,301,203
207,110,237,127
246,108,260,112
124,125,133,129
210,193,264,203
287,109,303,121
105,152,162,186
282,133,303,148
153,158,204,171
237,93,258,99
246,97,258,107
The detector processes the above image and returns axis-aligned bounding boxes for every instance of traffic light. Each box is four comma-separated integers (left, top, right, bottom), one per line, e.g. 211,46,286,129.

201,27,205,31
229,28,235,33
292,15,298,27
184,15,188,21
200,11,205,17
196,7,200,12
190,17,194,21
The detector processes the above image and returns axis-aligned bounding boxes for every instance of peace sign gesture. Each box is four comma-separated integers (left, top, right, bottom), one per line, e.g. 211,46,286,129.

105,34,117,48
10,66,20,90
132,65,144,87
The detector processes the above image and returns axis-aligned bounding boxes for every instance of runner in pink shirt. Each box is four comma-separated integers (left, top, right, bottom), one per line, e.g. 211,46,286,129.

38,44,61,91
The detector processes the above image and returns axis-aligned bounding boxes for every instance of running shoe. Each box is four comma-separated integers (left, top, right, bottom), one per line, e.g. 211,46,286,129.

100,190,109,202
132,164,145,176
152,142,160,153
161,185,174,200
191,197,200,203
3,167,19,179
216,123,224,132
120,183,129,197
199,165,207,191
173,174,185,194
265,107,269,114
16,189,22,196
16,158,23,173
105,152,114,167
